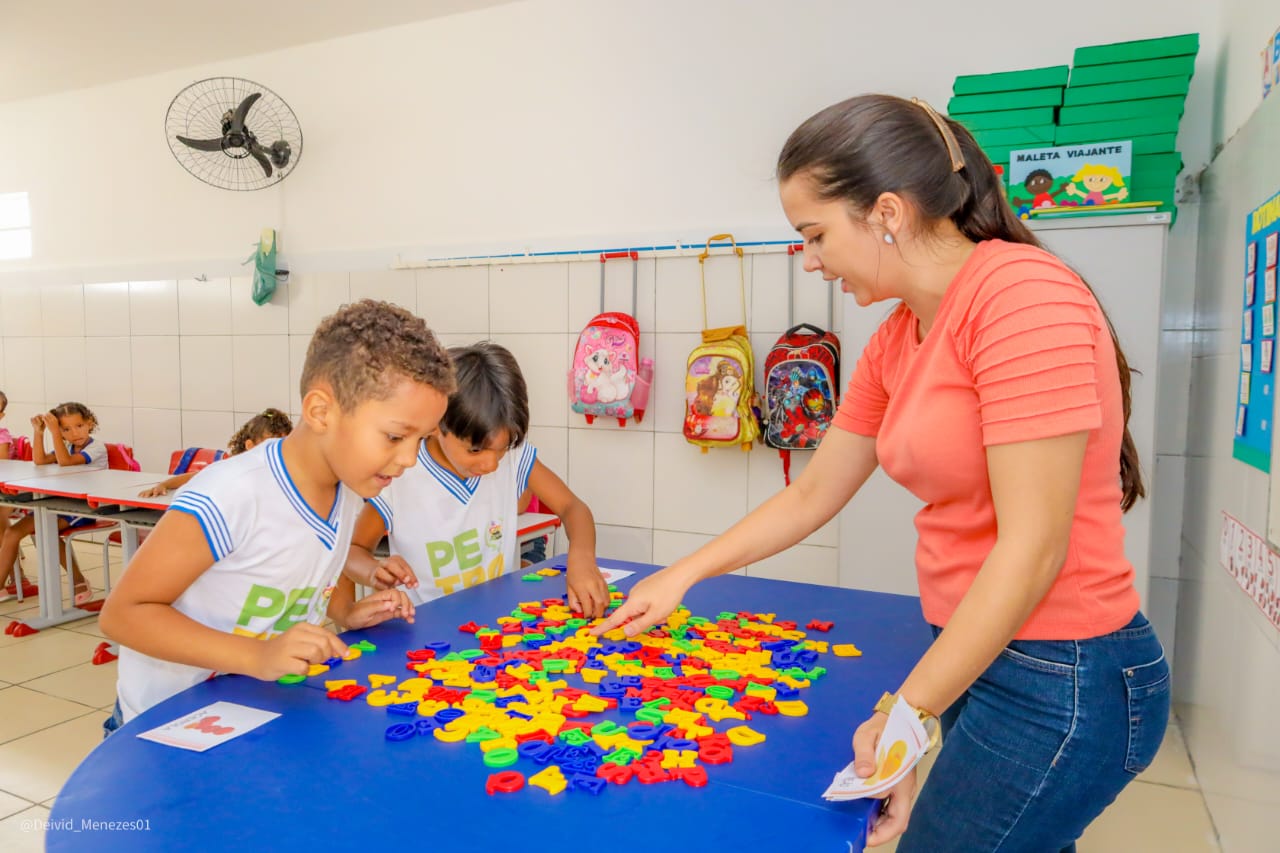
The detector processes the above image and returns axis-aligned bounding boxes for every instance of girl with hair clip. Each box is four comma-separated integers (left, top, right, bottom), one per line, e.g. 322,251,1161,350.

138,409,294,497
595,94,1167,852
0,402,111,604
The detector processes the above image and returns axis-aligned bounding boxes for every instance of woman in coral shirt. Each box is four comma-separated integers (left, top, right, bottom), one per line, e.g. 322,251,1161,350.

596,94,1169,852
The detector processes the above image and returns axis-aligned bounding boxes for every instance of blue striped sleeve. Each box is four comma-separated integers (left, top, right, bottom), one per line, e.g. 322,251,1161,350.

169,491,235,561
368,496,393,534
516,444,538,496
78,450,92,463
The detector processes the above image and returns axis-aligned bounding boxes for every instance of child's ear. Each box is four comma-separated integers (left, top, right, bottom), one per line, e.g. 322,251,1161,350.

301,383,337,434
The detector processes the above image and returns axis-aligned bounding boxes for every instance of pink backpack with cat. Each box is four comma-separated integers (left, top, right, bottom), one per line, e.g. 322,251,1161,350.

568,251,653,427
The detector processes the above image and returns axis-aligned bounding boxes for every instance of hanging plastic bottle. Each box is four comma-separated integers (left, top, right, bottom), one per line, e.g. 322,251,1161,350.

632,357,654,423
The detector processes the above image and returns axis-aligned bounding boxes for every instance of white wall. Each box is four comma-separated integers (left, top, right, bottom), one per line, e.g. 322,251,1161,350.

1211,0,1280,153
0,252,843,583
0,0,1219,275
1173,23,1280,853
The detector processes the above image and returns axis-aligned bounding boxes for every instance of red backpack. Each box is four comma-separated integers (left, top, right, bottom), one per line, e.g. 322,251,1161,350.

761,245,841,484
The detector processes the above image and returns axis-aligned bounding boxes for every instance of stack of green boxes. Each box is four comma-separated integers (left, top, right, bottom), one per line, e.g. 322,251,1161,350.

947,66,1069,180
947,33,1198,219
1056,33,1198,214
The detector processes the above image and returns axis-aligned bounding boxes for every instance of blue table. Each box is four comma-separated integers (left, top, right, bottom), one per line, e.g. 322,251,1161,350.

50,558,931,852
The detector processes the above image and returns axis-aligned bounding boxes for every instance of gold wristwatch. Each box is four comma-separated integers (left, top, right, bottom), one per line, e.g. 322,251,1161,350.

875,691,942,752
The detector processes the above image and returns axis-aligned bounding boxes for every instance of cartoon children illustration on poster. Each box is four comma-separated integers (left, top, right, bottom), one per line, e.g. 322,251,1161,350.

1063,164,1130,206
1009,169,1067,213
1007,140,1133,218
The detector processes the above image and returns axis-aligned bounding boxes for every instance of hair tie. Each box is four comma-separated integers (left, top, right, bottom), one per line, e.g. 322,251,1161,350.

911,98,965,173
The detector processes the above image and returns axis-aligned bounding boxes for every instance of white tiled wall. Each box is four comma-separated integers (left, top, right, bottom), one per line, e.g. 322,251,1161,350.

177,277,232,336
1172,94,1280,851
0,252,840,582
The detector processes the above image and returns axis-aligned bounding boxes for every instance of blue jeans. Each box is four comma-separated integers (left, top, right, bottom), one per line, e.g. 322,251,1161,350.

103,699,123,739
897,612,1169,853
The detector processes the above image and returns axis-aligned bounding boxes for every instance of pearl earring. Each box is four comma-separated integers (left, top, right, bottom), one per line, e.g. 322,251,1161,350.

884,233,894,245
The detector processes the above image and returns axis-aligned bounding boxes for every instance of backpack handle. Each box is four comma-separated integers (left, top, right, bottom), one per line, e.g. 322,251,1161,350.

784,322,828,338
698,233,747,330
599,250,639,315
786,243,832,329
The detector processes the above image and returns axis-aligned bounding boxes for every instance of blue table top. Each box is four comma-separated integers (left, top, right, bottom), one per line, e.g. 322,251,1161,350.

50,558,931,852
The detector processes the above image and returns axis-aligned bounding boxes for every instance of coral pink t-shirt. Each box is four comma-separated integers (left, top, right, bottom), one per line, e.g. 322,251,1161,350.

834,239,1138,640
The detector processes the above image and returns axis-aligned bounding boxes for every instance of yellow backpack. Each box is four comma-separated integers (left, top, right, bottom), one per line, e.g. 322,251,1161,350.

682,234,761,452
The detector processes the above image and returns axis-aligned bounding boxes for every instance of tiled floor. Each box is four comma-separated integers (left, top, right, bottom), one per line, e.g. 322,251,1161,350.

0,542,1224,852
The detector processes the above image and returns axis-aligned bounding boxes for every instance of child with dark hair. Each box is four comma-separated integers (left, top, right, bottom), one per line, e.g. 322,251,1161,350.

137,409,294,497
101,300,456,730
341,340,609,618
229,408,294,455
0,401,109,604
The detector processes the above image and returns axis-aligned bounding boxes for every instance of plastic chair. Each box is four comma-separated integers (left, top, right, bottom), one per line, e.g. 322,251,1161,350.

105,442,142,472
167,447,225,476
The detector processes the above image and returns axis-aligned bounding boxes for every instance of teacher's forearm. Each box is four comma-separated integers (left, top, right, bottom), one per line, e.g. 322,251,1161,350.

897,543,1064,716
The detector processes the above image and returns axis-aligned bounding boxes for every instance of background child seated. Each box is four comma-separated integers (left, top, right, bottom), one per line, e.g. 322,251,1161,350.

139,409,294,497
99,300,456,732
0,402,110,604
0,391,16,595
341,340,609,618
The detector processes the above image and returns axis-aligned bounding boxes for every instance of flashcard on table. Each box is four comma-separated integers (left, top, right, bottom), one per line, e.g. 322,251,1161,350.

549,565,633,583
822,697,929,801
1263,340,1274,374
1267,267,1277,304
136,702,280,752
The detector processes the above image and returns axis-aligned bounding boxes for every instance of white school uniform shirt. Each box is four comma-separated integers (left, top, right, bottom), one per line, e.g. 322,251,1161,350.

368,440,536,606
68,437,109,470
115,439,362,722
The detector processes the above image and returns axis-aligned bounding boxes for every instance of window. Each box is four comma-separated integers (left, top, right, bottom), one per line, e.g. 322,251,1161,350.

0,192,31,260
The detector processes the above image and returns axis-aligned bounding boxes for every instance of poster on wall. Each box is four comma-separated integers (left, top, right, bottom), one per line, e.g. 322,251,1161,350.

1222,513,1280,629
1234,188,1280,472
1007,141,1133,218
1263,27,1280,99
